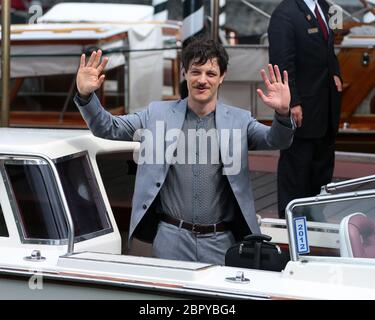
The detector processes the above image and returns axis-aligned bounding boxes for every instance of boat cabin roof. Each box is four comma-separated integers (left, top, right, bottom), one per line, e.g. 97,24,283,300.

0,128,88,147
0,128,138,159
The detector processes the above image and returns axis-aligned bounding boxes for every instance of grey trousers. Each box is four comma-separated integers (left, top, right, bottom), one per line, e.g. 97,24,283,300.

152,221,236,265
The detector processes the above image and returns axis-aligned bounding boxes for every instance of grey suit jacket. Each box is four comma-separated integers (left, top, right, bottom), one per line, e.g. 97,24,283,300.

75,93,294,243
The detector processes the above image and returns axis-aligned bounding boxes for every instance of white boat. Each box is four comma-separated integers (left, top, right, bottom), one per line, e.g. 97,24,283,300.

1,128,375,299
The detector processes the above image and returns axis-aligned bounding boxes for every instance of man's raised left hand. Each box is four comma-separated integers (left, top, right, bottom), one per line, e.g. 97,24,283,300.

257,64,290,116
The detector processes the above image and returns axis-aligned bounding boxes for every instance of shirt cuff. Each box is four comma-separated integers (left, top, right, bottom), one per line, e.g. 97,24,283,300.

275,110,294,129
75,93,93,106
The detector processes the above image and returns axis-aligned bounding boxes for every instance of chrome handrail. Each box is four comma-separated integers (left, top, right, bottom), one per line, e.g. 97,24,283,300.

322,175,375,194
241,0,271,19
0,152,75,255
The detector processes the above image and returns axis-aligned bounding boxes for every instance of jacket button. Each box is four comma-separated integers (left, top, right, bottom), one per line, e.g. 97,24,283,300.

143,204,147,210
156,182,161,187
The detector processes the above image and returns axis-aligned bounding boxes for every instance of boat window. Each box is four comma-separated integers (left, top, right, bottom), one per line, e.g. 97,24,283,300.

0,203,9,237
56,154,112,238
5,153,112,243
5,161,68,240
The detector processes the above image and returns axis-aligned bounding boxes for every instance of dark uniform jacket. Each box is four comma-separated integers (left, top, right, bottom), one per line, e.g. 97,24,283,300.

268,0,342,138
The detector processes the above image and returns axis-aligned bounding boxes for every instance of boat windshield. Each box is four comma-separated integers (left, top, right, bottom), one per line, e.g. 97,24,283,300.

287,184,375,261
4,153,111,243
292,195,375,225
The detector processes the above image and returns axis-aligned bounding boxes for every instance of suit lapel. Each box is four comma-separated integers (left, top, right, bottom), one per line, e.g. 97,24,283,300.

167,98,187,131
319,0,330,23
164,98,187,164
215,101,234,170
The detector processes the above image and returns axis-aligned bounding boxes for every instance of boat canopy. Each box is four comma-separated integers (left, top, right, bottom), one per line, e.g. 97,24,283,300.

38,3,154,24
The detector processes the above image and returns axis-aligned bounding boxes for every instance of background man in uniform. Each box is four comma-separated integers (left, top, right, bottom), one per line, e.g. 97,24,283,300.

268,0,342,218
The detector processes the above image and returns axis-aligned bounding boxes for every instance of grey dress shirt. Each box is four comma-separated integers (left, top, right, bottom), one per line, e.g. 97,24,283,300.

157,106,236,225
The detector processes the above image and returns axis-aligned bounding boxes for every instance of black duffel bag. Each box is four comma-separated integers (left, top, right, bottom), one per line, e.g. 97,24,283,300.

225,233,290,272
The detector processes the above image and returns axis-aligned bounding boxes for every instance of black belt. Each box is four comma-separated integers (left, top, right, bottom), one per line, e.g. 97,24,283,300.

160,213,228,234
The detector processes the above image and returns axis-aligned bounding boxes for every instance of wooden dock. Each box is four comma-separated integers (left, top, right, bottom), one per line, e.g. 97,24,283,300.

249,150,375,219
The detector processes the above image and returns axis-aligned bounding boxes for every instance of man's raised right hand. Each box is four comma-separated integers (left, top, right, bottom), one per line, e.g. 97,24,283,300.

76,50,109,99
291,105,303,128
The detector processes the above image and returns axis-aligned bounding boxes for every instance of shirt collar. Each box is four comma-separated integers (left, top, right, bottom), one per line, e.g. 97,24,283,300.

303,0,327,24
186,106,215,121
304,0,317,16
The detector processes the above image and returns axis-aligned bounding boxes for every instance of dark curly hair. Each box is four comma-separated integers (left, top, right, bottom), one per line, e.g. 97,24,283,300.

181,37,229,76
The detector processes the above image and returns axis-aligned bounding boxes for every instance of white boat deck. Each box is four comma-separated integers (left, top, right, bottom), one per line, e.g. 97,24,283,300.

1,247,375,299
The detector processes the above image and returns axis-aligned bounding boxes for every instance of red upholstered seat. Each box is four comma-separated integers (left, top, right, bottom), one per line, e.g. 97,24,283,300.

340,213,375,258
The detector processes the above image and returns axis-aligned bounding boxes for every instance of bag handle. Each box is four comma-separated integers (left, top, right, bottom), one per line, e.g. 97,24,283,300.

244,233,272,243
253,241,262,269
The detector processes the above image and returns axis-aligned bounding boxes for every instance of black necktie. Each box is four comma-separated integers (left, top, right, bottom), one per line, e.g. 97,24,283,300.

314,4,328,41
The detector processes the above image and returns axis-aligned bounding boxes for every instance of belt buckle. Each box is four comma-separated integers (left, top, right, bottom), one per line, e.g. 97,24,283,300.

191,223,200,234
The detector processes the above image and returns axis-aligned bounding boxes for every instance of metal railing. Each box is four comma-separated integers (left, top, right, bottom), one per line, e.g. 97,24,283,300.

240,0,271,19
322,174,375,194
1,0,11,127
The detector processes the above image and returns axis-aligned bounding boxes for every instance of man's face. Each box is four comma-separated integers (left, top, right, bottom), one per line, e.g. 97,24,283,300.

185,58,225,106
